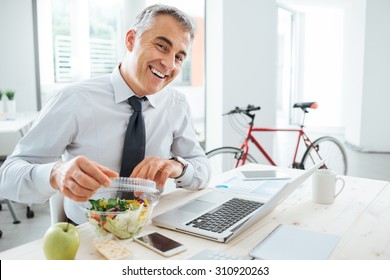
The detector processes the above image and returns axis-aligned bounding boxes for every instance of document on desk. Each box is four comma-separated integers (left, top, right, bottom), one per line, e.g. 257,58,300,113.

212,176,290,199
250,224,340,260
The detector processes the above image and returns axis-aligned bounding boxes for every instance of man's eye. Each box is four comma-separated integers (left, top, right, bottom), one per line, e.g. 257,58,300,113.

157,44,167,51
176,55,184,62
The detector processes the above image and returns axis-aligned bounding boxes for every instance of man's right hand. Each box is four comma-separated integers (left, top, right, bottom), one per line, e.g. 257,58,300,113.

49,156,118,202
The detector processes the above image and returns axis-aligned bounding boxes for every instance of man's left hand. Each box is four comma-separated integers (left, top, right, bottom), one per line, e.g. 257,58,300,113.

130,157,183,190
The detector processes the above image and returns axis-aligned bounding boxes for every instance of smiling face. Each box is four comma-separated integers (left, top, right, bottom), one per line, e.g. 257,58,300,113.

120,15,191,96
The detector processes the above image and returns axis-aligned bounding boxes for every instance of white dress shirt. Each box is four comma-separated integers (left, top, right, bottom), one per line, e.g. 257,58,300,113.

0,67,211,224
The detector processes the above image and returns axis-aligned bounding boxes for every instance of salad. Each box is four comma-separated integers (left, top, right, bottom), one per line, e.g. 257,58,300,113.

87,197,150,239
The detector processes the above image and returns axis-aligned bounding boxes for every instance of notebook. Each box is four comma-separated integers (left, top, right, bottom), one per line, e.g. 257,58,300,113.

152,161,324,243
250,224,340,259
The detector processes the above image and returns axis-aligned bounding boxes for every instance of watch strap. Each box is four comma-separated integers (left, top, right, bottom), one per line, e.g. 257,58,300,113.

170,156,188,179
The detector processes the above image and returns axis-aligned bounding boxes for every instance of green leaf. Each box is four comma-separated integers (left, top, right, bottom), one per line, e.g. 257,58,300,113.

106,198,118,210
5,90,15,100
89,199,104,211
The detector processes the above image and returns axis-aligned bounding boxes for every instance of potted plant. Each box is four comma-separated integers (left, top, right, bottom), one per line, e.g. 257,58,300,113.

5,90,16,119
0,90,4,116
5,90,15,101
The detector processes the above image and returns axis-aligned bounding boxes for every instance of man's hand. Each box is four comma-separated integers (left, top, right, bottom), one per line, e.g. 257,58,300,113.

131,157,184,189
50,156,119,202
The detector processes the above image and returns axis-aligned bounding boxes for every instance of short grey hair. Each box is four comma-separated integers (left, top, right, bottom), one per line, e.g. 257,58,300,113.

133,4,196,41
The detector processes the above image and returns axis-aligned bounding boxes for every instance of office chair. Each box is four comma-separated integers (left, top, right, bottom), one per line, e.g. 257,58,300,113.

0,198,34,222
0,198,21,224
26,205,34,218
49,192,66,225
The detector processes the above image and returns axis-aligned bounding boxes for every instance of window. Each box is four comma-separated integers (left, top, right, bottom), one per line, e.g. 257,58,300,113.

51,0,120,82
277,7,297,125
276,5,344,129
38,0,121,90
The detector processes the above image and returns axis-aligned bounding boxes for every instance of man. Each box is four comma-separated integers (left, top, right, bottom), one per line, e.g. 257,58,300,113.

0,4,211,224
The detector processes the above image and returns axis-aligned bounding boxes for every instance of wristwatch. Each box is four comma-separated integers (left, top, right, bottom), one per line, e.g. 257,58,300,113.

170,156,188,179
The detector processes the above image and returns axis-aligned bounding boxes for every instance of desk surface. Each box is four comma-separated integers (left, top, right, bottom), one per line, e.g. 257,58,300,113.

1,165,389,260
0,113,37,134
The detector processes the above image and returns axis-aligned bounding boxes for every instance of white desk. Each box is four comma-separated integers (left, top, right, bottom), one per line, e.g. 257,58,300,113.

0,164,389,260
0,112,37,137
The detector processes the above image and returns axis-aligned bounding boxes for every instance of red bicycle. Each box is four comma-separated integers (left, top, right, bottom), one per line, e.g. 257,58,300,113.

206,102,348,176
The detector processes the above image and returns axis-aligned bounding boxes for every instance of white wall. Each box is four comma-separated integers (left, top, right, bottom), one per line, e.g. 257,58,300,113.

205,0,224,151
359,0,390,151
344,0,390,151
0,0,38,156
0,0,38,113
206,0,278,162
343,0,366,148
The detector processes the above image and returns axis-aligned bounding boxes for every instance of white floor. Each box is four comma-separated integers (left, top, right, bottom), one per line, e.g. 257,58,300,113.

1,141,390,253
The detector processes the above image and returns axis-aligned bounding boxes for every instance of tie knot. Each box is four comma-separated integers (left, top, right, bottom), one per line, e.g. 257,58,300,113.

128,96,143,112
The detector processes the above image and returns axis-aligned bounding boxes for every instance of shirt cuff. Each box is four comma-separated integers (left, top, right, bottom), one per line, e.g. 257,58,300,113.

32,162,58,197
174,161,194,189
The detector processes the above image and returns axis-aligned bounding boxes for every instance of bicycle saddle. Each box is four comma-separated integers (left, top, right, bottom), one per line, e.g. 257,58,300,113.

293,102,318,110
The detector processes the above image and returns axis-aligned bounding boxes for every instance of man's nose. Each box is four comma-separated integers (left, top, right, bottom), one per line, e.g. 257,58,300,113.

161,54,175,71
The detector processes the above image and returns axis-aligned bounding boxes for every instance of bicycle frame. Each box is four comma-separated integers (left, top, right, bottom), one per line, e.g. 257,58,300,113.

238,124,319,168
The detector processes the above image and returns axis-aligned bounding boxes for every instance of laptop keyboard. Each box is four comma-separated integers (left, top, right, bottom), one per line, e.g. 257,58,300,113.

186,198,264,233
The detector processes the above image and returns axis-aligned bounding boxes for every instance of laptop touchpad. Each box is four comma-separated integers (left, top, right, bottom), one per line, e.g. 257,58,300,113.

180,200,215,213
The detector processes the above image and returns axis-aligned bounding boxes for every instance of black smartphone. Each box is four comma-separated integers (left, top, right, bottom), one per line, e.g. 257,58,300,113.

134,232,187,257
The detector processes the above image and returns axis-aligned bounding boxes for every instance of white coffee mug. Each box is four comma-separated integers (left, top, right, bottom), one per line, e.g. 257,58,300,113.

312,169,345,204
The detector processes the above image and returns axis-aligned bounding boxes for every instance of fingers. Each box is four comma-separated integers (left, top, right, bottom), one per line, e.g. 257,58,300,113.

132,157,160,180
50,156,118,202
154,168,172,189
79,160,117,188
60,181,92,202
96,164,119,186
130,157,182,189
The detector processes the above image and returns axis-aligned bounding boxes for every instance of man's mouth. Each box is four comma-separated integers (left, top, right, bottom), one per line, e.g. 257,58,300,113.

150,66,167,79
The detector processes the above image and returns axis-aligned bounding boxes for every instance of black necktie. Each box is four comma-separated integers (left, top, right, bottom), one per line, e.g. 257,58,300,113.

119,96,146,177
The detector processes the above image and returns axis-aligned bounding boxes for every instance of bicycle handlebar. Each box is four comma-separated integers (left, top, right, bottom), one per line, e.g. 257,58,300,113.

223,104,261,116
223,102,316,127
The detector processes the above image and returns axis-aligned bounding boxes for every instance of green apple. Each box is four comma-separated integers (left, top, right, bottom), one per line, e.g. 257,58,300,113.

43,222,80,260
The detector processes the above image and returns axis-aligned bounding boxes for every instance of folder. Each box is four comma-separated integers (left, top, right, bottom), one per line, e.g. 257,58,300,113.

250,224,340,260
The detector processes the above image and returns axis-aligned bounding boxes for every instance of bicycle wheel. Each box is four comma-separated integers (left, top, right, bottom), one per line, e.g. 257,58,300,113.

301,136,348,175
206,147,257,177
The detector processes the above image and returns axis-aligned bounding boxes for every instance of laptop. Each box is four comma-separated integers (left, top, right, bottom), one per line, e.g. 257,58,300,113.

152,161,324,243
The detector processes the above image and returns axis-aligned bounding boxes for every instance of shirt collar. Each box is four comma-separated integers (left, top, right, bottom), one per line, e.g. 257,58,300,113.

110,65,134,103
110,65,162,109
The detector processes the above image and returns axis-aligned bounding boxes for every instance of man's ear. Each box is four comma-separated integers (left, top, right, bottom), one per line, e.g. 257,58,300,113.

125,29,136,51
